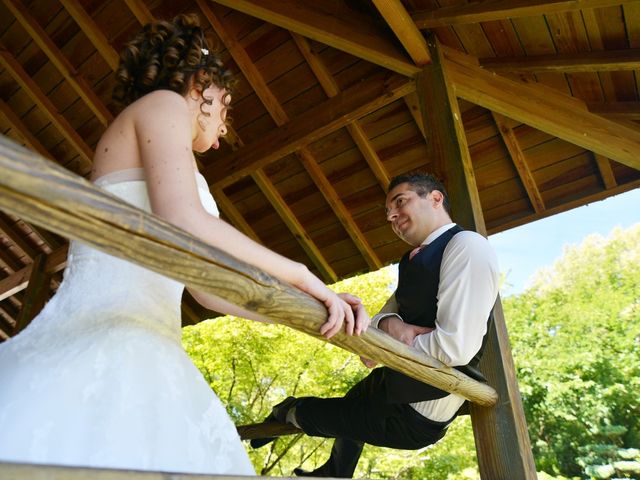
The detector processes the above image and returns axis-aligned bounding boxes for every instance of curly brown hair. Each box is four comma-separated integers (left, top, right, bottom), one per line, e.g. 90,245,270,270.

112,14,234,110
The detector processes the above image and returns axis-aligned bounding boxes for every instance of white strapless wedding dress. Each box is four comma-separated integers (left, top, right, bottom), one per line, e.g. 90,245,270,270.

0,169,255,475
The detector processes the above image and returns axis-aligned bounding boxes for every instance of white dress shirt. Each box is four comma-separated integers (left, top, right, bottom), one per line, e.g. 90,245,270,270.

372,223,499,422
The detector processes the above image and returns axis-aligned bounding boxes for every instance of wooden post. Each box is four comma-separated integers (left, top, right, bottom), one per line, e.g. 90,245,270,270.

417,35,537,479
14,253,50,335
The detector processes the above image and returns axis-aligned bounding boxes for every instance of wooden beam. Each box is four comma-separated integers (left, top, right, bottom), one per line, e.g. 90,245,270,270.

492,112,546,214
123,0,154,25
199,7,381,271
210,0,418,76
4,0,113,126
297,149,382,270
0,100,50,159
0,245,67,302
587,101,640,120
487,179,640,235
60,0,120,71
22,222,62,251
13,254,51,334
417,41,485,233
0,248,22,272
204,74,414,188
593,153,617,190
413,0,629,29
419,36,536,479
292,33,391,190
480,49,640,73
0,44,93,175
372,0,431,66
0,214,37,261
443,49,640,172
252,170,337,283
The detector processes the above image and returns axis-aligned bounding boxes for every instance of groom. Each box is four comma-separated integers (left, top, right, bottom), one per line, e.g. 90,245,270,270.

254,173,500,478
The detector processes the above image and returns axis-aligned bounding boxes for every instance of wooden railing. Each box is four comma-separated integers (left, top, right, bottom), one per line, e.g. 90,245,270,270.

0,134,498,407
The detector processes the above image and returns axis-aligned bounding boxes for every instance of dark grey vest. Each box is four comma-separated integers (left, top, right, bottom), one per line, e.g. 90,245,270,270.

382,225,493,403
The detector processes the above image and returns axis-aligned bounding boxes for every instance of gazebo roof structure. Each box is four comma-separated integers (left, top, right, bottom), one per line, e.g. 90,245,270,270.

1,2,640,478
1,0,639,331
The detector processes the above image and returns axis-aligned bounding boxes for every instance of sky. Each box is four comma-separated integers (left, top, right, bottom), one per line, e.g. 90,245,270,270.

488,187,640,296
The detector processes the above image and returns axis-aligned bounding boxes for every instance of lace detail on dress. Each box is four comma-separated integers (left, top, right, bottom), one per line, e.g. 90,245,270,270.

0,169,254,475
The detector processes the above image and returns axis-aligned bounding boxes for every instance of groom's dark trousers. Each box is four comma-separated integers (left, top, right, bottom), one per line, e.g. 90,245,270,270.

294,367,451,478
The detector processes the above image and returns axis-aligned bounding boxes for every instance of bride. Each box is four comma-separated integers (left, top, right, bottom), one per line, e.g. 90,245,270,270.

0,13,368,475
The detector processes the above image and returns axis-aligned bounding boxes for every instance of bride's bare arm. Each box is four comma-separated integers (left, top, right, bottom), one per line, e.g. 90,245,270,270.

132,91,353,337
187,289,273,324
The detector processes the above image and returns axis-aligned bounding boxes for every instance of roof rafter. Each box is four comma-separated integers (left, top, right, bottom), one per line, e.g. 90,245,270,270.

292,33,392,190
0,214,37,261
4,0,113,126
480,49,640,73
593,153,618,190
443,48,640,171
204,74,415,188
59,0,120,71
587,101,640,120
492,112,546,214
0,99,51,159
372,0,431,66
413,0,629,29
198,0,343,278
209,0,419,76
0,43,93,175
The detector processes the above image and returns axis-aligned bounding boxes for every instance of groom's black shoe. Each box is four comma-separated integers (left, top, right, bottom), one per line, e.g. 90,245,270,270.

250,396,298,448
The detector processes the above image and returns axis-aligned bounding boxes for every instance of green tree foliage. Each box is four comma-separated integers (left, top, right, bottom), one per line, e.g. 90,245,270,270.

183,224,639,479
182,266,478,477
504,225,640,478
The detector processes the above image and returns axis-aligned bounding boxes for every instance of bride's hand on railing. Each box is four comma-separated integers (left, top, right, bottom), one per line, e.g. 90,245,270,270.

338,293,370,336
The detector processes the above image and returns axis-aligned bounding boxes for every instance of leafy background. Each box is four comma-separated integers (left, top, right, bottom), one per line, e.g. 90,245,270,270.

183,224,640,479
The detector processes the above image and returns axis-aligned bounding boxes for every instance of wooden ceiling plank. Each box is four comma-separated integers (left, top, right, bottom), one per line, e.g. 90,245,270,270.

488,179,640,234
294,36,393,195
201,2,380,270
593,153,618,189
492,112,546,213
0,245,67,301
480,48,640,73
0,45,93,174
60,0,120,71
205,74,414,188
4,0,113,126
293,32,392,190
210,0,419,77
413,0,629,29
123,0,154,25
22,222,61,251
444,49,640,171
587,101,640,119
0,248,22,273
298,149,382,270
252,170,337,283
372,0,431,66
197,0,288,124
0,214,36,260
0,99,51,158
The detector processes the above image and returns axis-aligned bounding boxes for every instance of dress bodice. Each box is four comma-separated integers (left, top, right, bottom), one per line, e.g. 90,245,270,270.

33,168,218,343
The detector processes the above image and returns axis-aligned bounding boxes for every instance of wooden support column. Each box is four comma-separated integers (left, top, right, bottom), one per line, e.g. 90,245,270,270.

13,254,51,335
417,35,537,479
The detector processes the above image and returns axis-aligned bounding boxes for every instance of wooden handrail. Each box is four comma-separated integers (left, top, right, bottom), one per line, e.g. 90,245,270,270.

0,135,498,406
